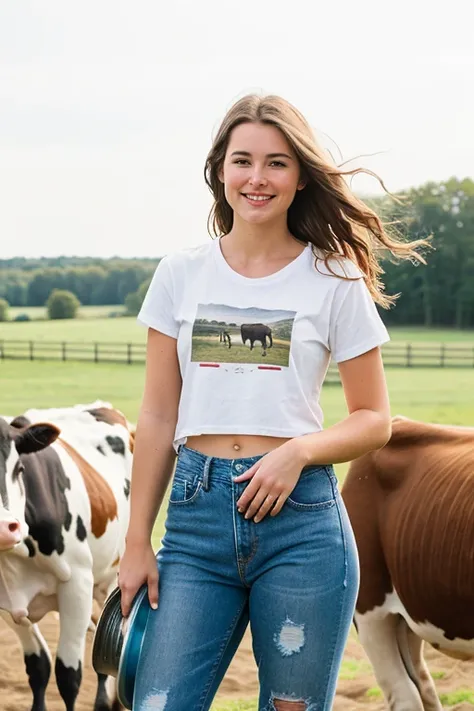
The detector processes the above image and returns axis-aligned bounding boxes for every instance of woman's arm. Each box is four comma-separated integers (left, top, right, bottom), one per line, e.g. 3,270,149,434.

119,327,182,614
126,327,182,542
291,345,392,466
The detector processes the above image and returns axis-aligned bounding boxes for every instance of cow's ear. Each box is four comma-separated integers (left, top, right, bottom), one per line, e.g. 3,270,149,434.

10,415,31,429
14,422,60,455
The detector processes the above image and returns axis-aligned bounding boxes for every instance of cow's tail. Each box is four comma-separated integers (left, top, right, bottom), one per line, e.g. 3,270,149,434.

268,331,273,348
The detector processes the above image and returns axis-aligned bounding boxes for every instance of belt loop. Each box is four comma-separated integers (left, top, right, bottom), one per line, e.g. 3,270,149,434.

202,456,213,491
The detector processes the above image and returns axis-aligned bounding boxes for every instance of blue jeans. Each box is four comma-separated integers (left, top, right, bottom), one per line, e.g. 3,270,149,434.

133,445,359,710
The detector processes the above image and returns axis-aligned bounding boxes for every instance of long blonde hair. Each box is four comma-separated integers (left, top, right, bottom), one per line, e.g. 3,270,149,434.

204,94,429,307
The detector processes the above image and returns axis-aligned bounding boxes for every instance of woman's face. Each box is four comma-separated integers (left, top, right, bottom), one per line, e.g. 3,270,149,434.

219,122,304,226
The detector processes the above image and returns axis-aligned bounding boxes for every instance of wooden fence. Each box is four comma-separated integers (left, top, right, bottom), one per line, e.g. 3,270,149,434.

1,340,474,378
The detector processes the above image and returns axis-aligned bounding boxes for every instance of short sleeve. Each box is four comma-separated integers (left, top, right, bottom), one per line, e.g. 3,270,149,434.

329,275,390,363
137,257,179,338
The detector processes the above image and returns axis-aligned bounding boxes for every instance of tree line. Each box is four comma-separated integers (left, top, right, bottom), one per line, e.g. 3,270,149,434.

1,177,474,327
375,177,474,327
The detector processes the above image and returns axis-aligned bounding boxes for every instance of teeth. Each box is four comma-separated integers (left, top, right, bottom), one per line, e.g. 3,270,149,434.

245,195,272,202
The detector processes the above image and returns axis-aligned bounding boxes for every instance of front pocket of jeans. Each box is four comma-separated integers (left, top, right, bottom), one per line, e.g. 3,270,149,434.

168,477,203,505
286,466,336,511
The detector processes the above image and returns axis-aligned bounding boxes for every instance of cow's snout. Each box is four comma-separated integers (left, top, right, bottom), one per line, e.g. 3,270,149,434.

0,519,22,550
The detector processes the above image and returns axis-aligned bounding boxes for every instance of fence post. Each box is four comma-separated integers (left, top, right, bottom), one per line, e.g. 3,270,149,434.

62,342,67,361
94,343,99,363
0,341,3,360
127,343,132,365
29,341,34,361
406,343,412,367
440,343,445,367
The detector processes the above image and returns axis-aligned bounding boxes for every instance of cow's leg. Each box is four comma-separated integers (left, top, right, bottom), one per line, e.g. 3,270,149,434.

94,674,123,711
2,615,51,711
397,620,442,711
356,611,425,711
55,567,94,711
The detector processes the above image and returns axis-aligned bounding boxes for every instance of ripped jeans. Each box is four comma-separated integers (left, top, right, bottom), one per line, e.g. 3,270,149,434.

133,445,359,711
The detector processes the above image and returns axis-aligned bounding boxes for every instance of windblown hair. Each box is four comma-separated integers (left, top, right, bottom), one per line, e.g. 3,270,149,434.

204,94,429,307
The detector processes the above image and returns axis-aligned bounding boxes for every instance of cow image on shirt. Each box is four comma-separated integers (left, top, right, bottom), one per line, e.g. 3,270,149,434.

191,303,296,369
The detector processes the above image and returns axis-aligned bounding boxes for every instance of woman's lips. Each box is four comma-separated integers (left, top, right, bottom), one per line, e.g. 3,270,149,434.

241,194,275,207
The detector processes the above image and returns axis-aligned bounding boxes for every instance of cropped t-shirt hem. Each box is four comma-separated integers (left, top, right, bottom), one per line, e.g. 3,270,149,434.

333,334,390,363
173,424,321,450
137,312,178,339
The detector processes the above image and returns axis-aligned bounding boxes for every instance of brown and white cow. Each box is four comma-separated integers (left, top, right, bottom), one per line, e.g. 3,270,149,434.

342,415,474,711
0,403,133,711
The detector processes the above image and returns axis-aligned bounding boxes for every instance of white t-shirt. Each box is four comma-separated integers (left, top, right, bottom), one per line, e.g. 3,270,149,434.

138,238,390,451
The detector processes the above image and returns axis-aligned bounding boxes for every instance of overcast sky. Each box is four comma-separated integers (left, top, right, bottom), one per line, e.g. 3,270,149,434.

1,1,472,259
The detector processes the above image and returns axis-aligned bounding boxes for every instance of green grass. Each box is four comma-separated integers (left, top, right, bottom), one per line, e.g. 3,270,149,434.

2,359,473,537
388,326,474,343
366,686,383,699
0,315,140,343
191,336,291,366
1,318,473,346
8,304,126,321
339,658,373,680
439,688,474,705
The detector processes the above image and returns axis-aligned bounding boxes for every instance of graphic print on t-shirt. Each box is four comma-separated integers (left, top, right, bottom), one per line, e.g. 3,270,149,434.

191,303,296,368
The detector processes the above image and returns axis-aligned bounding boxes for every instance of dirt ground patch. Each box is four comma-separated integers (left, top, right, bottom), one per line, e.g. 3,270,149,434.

1,616,473,710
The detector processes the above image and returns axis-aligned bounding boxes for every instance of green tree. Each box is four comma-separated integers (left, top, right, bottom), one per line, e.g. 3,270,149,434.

28,268,65,306
0,298,9,322
380,177,474,327
46,289,81,320
125,279,152,316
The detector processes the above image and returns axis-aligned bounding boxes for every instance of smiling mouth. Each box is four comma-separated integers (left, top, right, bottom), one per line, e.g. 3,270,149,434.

241,194,275,203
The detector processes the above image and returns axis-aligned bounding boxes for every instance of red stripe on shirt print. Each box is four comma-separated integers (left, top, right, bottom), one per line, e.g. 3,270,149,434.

257,366,282,371
199,363,221,368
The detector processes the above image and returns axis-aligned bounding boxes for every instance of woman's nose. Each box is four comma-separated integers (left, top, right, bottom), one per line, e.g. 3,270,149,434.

249,171,267,186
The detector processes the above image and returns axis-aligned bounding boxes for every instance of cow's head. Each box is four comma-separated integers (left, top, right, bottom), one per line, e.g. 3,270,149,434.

0,417,59,551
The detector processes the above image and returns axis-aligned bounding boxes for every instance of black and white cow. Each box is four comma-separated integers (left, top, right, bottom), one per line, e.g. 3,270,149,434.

0,403,133,711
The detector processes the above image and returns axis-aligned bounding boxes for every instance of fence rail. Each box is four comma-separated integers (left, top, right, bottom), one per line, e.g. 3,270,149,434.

0,339,147,364
1,340,474,375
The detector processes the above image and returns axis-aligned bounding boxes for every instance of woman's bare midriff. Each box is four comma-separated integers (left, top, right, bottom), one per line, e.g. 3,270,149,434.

185,434,291,458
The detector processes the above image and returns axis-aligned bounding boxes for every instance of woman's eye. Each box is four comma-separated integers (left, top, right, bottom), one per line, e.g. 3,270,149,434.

270,161,286,167
234,159,249,165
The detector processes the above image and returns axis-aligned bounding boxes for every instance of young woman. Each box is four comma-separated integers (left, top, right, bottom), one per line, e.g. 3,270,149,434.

118,94,426,710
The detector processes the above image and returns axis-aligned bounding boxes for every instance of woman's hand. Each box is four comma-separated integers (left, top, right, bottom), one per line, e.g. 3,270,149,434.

234,440,308,522
118,540,159,617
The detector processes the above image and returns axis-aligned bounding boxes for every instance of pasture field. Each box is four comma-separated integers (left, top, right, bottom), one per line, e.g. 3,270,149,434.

191,334,290,366
8,304,126,320
1,315,474,346
2,359,474,546
2,350,474,709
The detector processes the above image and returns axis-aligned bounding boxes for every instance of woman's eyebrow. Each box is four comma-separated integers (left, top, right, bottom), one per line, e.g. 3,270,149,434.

230,151,293,160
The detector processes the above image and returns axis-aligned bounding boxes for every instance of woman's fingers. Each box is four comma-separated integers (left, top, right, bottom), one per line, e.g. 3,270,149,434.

120,582,138,618
236,478,261,513
241,487,269,520
270,494,287,517
147,570,159,610
253,493,278,523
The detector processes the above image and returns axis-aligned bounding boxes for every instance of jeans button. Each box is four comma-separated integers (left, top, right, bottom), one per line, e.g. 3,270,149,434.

235,463,244,473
